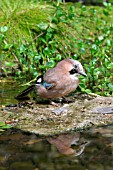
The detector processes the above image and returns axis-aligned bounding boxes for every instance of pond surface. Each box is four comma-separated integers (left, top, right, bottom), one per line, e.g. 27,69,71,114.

0,78,113,170
0,78,27,106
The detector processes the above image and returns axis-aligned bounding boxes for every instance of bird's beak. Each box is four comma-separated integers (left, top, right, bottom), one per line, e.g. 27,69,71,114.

79,71,87,77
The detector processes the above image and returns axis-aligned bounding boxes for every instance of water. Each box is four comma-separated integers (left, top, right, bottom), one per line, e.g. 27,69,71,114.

0,78,113,170
0,128,113,170
0,78,27,106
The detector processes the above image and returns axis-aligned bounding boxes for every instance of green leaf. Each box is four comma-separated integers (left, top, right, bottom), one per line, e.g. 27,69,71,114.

1,124,12,129
46,32,52,40
40,37,46,44
4,44,13,50
0,26,8,32
98,35,104,41
37,23,48,30
52,16,58,24
92,44,97,50
0,33,5,41
43,47,51,55
68,13,74,19
80,47,85,54
39,65,45,69
0,122,5,126
107,63,113,69
34,55,42,61
5,61,16,67
56,8,64,17
56,54,62,61
79,82,86,88
84,89,92,94
50,23,57,29
46,60,55,68
108,83,113,91
0,122,12,129
103,2,108,6
106,39,111,46
103,9,109,16
19,44,26,53
0,129,5,132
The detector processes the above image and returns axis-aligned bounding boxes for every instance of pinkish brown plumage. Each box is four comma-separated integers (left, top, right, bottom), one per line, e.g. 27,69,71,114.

35,59,86,99
16,59,86,100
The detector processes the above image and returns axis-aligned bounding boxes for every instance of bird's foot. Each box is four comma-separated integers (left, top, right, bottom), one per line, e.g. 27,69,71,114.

50,101,61,107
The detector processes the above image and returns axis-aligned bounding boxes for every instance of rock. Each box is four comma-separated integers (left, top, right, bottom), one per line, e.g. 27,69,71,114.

91,106,113,114
1,95,113,136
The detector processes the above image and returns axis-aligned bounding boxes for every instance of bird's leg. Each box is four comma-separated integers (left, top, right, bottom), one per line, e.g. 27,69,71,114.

62,97,75,104
50,97,74,106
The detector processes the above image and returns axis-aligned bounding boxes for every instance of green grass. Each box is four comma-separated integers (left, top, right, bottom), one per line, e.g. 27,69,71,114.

0,0,54,43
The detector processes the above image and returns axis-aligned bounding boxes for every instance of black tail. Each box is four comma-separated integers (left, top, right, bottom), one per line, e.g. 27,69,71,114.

15,84,35,99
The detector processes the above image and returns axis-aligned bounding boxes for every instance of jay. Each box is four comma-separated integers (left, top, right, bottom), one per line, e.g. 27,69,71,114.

15,58,86,101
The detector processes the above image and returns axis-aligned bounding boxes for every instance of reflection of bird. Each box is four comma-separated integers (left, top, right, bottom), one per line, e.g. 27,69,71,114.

15,59,86,100
47,132,90,156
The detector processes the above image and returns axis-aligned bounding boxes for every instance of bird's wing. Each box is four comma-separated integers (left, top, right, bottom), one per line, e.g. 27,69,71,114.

43,67,68,90
42,81,54,90
15,84,35,99
36,74,55,90
15,75,43,99
15,73,56,99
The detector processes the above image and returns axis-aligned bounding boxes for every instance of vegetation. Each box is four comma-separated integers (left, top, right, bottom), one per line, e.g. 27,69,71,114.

0,122,12,132
0,0,113,96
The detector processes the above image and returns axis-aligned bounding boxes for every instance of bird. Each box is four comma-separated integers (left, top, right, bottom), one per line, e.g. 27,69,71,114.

15,58,87,102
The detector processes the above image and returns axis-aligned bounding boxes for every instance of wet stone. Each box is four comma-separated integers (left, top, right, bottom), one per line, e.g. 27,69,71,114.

91,106,113,114
0,95,113,136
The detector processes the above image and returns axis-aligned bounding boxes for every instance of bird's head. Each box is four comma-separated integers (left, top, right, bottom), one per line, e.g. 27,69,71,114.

68,59,87,77
56,58,87,78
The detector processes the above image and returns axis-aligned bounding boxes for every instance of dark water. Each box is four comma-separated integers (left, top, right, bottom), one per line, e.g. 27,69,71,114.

0,78,113,170
0,78,27,106
0,128,113,170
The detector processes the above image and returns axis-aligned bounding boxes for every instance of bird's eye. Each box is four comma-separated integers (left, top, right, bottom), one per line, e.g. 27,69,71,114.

74,65,78,69
69,68,78,75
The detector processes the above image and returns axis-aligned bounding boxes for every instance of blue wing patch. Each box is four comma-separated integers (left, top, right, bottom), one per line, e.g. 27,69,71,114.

36,75,54,89
42,81,53,89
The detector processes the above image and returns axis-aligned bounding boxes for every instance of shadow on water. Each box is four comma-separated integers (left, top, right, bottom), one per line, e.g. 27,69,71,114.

0,78,113,170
